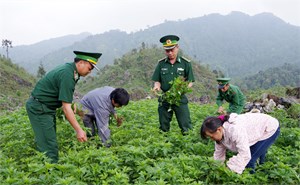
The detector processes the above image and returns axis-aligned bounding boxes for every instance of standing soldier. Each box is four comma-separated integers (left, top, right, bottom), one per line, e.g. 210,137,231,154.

216,77,246,114
26,51,101,163
152,35,195,135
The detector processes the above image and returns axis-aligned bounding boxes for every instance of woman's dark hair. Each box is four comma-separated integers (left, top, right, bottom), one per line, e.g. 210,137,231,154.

200,115,229,139
110,88,130,106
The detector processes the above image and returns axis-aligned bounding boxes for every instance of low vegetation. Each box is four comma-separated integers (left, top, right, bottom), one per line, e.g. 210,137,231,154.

0,100,299,184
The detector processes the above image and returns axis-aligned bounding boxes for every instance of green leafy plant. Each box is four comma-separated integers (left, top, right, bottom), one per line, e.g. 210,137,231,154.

287,104,300,120
1,100,299,184
152,76,193,110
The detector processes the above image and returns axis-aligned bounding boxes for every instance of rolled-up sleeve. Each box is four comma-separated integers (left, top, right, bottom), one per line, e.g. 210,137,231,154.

226,129,251,174
214,143,226,162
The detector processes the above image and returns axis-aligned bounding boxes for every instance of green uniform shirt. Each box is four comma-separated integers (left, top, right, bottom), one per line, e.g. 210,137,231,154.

151,56,195,92
216,84,245,113
31,62,79,109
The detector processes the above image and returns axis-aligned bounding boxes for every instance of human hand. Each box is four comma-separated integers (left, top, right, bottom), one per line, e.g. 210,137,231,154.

76,129,87,142
116,116,124,127
152,82,161,92
153,86,161,92
151,87,163,97
218,106,226,115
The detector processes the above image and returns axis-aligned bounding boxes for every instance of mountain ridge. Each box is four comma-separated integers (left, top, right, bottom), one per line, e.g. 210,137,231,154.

2,11,299,78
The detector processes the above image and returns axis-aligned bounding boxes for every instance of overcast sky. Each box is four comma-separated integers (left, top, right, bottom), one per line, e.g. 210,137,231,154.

1,0,299,46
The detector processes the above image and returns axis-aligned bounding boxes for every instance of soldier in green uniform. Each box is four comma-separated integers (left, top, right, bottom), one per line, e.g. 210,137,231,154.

26,51,101,163
152,35,195,135
216,78,246,114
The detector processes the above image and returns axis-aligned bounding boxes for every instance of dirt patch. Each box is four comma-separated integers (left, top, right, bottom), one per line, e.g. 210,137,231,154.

12,74,32,87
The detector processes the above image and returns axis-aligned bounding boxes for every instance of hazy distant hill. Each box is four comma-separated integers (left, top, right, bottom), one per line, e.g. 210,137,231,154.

0,32,91,75
76,46,218,101
0,56,36,113
236,63,300,90
3,12,300,78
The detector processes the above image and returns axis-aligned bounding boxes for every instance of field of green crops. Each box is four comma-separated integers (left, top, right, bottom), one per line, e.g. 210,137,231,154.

0,99,299,184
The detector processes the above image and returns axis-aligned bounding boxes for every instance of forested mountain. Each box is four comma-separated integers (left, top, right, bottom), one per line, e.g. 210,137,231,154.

76,46,218,101
0,56,36,113
237,63,300,90
2,12,300,78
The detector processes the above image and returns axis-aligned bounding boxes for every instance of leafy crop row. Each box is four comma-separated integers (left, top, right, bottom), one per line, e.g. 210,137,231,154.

0,99,299,184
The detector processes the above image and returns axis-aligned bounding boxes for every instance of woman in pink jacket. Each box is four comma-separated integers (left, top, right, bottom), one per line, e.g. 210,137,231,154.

200,113,280,174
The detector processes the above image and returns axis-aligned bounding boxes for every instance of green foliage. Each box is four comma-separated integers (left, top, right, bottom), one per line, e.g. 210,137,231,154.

0,100,299,184
269,109,299,128
0,56,36,114
287,104,300,120
237,63,300,90
36,62,46,79
160,76,192,106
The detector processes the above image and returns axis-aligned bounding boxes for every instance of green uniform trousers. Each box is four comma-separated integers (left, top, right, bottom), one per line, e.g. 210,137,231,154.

26,97,58,163
158,95,192,134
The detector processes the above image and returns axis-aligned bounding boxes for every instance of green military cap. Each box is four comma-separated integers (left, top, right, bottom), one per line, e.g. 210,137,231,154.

74,51,102,70
217,78,231,89
159,35,180,49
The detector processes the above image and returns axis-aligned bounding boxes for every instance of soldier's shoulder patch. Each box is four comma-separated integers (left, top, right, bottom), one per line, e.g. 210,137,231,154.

181,56,191,62
158,57,167,62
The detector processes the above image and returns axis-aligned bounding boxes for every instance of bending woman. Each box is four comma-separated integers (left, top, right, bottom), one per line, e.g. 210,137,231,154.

200,113,280,174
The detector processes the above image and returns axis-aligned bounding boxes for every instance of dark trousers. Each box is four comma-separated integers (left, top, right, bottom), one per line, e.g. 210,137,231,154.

26,97,58,163
246,126,280,173
82,114,97,137
158,95,192,134
82,114,111,147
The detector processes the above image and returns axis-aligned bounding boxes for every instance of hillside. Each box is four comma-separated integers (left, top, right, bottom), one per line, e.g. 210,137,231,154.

237,63,300,90
76,46,218,101
0,32,91,75
3,12,300,78
0,56,36,113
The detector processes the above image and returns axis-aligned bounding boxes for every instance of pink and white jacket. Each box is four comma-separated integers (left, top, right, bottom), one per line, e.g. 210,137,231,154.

213,113,279,174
